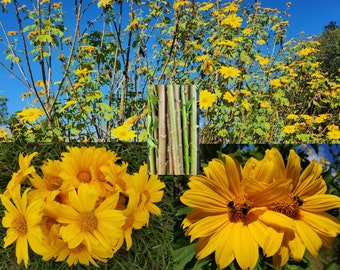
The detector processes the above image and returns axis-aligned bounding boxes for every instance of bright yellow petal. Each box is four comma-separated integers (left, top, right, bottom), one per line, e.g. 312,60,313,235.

300,210,340,236
3,228,19,248
287,232,305,261
302,194,340,212
263,227,284,257
295,219,322,257
215,222,235,269
286,149,301,189
16,236,29,268
233,222,259,270
223,155,243,195
258,210,294,231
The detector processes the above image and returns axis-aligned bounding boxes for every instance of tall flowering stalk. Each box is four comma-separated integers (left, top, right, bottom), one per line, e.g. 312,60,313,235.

180,148,340,269
0,146,165,268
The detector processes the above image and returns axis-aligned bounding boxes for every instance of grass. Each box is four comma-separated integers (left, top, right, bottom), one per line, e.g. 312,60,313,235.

0,142,173,269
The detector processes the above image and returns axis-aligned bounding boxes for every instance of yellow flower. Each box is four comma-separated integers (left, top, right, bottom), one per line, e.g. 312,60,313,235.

17,108,44,124
242,28,252,35
52,2,62,8
79,45,95,53
97,0,112,8
181,155,294,269
60,100,77,113
4,152,38,198
217,40,237,48
287,114,299,121
241,89,251,96
327,124,339,132
223,91,236,103
198,2,214,11
241,100,251,111
314,116,325,124
295,122,306,131
259,149,340,267
28,159,64,202
111,124,137,141
260,101,270,108
132,164,165,218
59,146,120,194
269,78,282,88
221,13,242,29
57,183,126,256
0,127,8,139
199,90,217,110
217,66,241,79
255,55,270,65
174,0,191,11
327,129,340,140
1,187,49,268
35,80,45,87
202,57,213,73
299,47,318,56
283,125,296,134
223,2,239,12
8,31,17,36
256,39,266,45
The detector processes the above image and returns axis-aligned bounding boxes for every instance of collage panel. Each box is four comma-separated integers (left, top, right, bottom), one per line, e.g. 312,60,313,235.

148,85,199,175
0,142,173,269
174,144,340,269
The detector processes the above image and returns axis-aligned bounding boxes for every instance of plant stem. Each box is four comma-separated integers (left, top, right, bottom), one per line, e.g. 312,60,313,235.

158,85,167,175
181,85,190,175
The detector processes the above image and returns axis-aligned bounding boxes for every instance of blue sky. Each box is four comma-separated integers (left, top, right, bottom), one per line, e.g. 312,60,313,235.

0,0,340,115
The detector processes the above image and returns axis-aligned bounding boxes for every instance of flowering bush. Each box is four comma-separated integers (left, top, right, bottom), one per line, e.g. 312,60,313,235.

0,146,165,268
179,147,340,269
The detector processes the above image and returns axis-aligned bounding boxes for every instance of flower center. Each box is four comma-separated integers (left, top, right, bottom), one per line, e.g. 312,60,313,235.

46,176,63,190
227,197,254,223
271,194,302,219
77,171,91,183
70,243,87,254
12,214,27,236
79,211,98,231
123,214,135,230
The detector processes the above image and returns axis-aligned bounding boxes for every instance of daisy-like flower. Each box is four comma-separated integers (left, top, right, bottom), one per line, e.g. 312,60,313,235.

57,183,126,252
199,90,217,110
16,108,44,124
4,152,38,198
59,146,119,194
28,159,64,202
132,164,165,220
111,123,136,141
221,13,242,29
261,148,340,267
217,66,241,79
1,186,49,268
181,155,295,269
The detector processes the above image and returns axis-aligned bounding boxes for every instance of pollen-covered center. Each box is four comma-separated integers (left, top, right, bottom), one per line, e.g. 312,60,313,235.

227,197,254,223
46,176,63,190
123,214,135,230
77,170,92,183
272,194,302,219
12,214,27,236
79,211,98,231
70,243,87,254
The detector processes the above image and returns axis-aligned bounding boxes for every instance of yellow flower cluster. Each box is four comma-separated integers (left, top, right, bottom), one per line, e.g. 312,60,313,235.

16,107,45,124
181,148,340,269
199,89,217,110
111,116,138,141
0,146,165,268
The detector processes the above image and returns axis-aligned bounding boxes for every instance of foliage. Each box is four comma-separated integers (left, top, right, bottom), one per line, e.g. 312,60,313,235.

0,1,339,143
316,21,340,80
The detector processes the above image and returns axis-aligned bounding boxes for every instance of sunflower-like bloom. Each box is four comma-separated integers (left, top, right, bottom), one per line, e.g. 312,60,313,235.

132,164,166,219
257,148,340,267
59,146,119,196
0,186,50,268
56,183,126,253
181,155,295,269
4,152,38,198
